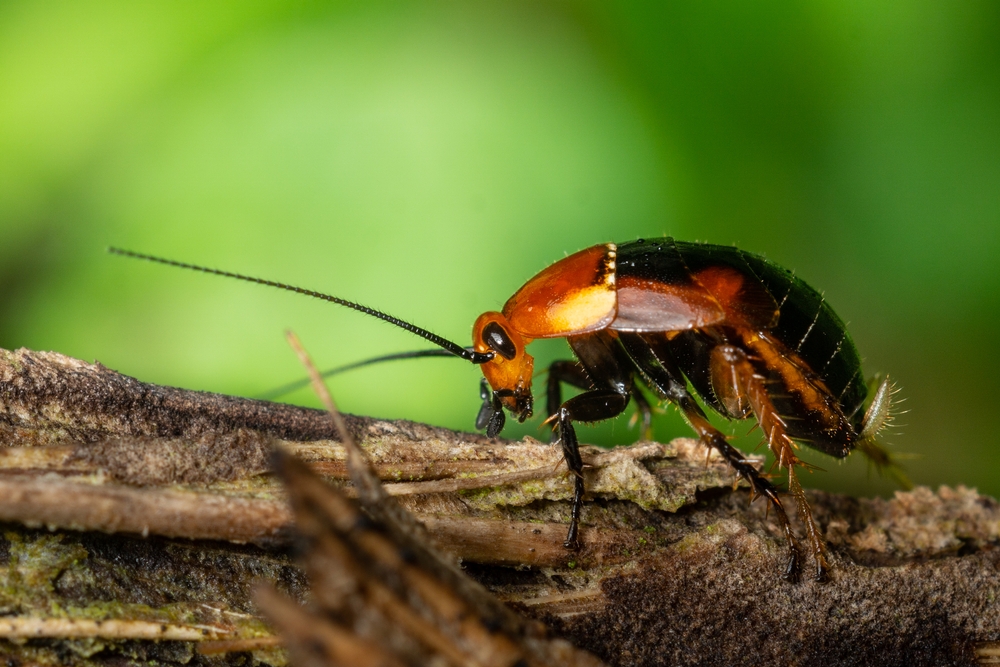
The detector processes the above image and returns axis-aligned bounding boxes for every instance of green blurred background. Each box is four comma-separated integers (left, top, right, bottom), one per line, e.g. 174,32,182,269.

2,1,998,498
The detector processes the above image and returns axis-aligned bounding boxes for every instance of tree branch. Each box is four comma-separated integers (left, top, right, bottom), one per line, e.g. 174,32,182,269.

0,347,997,666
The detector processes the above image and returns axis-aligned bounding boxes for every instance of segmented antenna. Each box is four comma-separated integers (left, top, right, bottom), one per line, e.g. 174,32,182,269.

258,348,461,400
108,247,494,364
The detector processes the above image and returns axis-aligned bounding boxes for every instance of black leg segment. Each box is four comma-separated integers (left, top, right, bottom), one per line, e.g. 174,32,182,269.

618,332,803,581
546,360,593,442
549,332,634,549
555,389,631,548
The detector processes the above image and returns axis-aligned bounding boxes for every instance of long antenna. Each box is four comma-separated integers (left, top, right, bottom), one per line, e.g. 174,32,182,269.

258,348,461,400
108,248,494,364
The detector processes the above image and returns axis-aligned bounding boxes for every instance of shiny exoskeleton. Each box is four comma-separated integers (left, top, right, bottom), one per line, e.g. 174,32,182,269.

111,238,901,581
471,238,900,581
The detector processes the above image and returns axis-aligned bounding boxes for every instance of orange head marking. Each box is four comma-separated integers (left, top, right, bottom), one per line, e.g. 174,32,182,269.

473,311,535,422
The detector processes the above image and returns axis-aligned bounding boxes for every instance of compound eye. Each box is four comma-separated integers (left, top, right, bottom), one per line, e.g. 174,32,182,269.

482,321,517,360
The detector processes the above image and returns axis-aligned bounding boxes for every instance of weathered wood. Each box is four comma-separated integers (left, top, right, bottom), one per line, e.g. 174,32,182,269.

0,347,997,666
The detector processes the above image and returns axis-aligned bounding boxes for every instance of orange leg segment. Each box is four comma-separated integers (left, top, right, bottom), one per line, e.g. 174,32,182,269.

618,333,803,581
711,345,829,581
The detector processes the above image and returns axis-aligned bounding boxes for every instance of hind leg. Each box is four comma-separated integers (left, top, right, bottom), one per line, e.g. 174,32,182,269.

618,333,803,581
710,344,829,581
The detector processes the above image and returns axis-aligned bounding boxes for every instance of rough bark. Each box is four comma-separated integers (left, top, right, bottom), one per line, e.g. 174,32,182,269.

0,348,998,666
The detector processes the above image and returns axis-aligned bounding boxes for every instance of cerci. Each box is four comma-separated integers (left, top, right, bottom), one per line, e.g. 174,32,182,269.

111,238,901,581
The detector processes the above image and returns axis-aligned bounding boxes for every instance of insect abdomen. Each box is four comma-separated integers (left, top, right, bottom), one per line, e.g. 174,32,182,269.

615,238,870,440
737,251,868,427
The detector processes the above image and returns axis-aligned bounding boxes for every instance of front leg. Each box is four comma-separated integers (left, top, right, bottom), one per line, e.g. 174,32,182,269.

555,332,635,549
546,359,654,443
556,389,631,549
546,360,592,442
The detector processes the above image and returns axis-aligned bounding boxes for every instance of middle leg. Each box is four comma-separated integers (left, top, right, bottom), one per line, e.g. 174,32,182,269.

547,360,653,441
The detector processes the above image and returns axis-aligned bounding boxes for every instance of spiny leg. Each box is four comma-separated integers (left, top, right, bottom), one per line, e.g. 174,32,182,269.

618,332,802,581
681,402,801,581
711,344,828,581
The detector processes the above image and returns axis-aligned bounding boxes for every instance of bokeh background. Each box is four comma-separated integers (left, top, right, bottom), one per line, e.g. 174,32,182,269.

2,1,998,498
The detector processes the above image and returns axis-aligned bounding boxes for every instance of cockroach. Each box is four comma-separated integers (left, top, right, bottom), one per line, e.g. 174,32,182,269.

110,238,902,581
